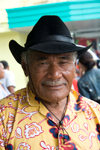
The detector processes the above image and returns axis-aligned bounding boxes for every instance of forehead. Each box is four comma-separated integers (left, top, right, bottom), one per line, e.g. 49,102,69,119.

29,51,75,58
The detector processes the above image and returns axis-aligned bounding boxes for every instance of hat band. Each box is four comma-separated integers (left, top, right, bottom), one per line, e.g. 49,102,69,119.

41,35,74,43
26,35,74,48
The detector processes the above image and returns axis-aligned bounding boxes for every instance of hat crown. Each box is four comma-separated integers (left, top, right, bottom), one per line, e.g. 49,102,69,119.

25,15,72,48
9,15,93,64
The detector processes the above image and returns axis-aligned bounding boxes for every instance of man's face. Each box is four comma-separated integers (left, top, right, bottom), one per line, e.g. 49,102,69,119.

25,51,76,103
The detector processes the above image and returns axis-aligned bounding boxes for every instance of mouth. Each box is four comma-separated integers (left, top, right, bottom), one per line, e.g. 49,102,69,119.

42,81,66,89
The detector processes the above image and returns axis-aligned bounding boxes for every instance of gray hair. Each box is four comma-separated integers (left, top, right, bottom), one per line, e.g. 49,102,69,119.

21,50,31,64
21,50,78,64
72,51,78,64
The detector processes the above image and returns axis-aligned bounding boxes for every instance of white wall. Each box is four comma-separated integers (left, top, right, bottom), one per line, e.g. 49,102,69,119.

0,0,68,9
0,31,27,91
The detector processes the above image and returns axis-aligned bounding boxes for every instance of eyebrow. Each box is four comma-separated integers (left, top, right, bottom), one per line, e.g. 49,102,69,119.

32,53,74,61
35,55,48,61
58,55,73,59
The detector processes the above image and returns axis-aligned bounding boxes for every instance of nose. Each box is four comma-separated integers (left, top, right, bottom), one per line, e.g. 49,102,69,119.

47,63,62,80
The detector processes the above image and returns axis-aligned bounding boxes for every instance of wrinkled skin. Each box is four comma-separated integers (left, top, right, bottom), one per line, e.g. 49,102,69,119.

22,51,76,105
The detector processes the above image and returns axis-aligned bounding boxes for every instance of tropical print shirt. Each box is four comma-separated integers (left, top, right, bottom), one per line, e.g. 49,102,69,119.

0,87,100,150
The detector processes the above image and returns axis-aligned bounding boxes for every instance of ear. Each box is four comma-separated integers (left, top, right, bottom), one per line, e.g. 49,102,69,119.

21,60,29,77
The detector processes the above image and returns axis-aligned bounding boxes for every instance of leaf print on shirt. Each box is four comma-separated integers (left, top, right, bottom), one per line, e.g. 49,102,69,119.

50,128,59,138
74,95,85,111
6,144,13,150
0,139,4,147
17,106,38,124
7,93,21,101
17,142,31,150
15,127,23,139
59,133,78,150
40,141,55,150
63,115,70,128
96,123,100,141
0,104,5,113
24,122,43,139
47,119,58,138
6,113,15,133
74,95,96,120
0,115,5,126
71,121,96,148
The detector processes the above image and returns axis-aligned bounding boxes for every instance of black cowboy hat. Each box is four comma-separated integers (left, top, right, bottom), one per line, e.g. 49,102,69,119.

9,15,93,64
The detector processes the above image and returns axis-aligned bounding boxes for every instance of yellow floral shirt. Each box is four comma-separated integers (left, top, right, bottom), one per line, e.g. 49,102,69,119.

0,88,100,150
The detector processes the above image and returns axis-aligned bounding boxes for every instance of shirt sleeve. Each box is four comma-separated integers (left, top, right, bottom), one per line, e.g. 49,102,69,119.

5,70,16,88
0,84,8,100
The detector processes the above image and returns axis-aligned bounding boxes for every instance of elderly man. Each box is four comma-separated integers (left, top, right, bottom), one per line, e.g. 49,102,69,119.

0,16,99,150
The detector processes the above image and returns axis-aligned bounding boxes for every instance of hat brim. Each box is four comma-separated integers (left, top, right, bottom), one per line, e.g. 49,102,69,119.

9,40,27,64
9,40,93,64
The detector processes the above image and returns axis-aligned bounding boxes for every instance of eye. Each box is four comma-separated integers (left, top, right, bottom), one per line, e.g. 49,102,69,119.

40,61,48,65
37,56,47,61
36,56,49,65
59,61,68,64
59,56,73,64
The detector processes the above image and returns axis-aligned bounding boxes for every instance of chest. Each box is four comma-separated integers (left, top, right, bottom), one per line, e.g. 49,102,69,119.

4,109,100,150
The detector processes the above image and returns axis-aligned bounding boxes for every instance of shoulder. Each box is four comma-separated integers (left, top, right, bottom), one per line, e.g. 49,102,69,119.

0,88,26,107
0,88,27,122
82,96,100,118
88,68,100,75
70,90,100,118
80,95,100,118
78,76,87,86
93,68,100,75
0,88,27,137
78,70,92,84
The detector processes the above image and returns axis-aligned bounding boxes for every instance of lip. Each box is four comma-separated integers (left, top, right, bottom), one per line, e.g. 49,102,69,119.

42,84,65,90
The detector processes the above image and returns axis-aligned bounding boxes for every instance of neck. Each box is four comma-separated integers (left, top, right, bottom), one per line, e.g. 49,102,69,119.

42,97,68,109
42,97,68,124
28,83,68,123
28,81,68,109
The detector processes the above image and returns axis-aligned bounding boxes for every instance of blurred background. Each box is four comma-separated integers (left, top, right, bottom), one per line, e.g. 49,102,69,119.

0,0,100,91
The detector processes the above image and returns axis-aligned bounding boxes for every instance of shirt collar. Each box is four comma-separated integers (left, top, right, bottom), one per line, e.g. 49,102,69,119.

26,85,39,107
69,89,84,113
26,85,49,116
26,85,81,116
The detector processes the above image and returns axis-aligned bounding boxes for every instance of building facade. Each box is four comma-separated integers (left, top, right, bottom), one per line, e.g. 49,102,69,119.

0,0,100,90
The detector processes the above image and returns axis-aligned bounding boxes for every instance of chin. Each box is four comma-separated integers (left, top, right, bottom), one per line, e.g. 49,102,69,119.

36,88,70,102
41,93,69,103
